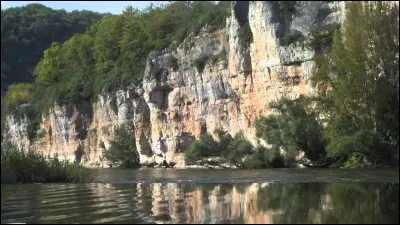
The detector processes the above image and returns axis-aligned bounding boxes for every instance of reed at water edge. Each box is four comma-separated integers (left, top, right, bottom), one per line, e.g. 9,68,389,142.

1,140,91,184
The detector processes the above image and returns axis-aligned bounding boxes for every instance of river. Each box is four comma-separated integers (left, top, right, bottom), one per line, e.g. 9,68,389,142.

1,168,399,224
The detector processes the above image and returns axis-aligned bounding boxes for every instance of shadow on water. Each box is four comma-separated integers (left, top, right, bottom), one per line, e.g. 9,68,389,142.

1,181,399,224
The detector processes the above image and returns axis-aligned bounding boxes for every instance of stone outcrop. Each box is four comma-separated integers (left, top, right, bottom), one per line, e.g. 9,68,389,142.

5,1,346,167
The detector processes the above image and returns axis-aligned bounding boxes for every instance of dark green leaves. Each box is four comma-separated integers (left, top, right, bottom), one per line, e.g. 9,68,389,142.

101,125,140,168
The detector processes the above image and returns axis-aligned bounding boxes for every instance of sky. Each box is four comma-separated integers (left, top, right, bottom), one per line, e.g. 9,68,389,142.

1,1,169,14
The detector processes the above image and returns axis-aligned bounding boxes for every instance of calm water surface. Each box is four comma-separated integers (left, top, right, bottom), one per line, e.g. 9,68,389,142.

1,168,399,224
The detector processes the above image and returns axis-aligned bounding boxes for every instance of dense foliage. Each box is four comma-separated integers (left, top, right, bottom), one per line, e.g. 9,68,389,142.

255,97,327,163
101,125,140,168
1,3,106,91
3,2,231,117
184,133,221,164
2,2,398,169
310,2,399,167
2,1,231,142
306,23,340,52
256,182,398,223
280,30,305,46
3,83,32,112
185,130,285,168
255,2,399,168
1,141,91,183
28,1,230,112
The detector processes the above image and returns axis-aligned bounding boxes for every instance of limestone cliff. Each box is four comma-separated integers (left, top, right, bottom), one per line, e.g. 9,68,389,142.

5,1,345,167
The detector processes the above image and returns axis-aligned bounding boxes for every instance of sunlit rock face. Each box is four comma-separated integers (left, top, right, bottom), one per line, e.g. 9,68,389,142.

6,1,346,167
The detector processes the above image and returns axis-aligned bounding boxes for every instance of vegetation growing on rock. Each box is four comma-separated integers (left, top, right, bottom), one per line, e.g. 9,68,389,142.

280,30,306,46
2,1,232,142
2,1,399,169
306,23,341,52
279,1,297,13
309,2,399,167
185,2,399,169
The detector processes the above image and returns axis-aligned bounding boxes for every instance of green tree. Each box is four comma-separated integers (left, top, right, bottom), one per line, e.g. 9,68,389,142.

223,132,254,167
33,42,63,85
1,3,105,91
5,1,233,141
254,97,327,163
101,125,140,168
310,2,399,166
185,130,260,168
4,83,32,110
184,133,219,164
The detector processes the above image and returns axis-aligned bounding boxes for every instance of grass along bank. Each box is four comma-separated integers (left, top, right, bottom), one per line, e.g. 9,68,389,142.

1,141,91,184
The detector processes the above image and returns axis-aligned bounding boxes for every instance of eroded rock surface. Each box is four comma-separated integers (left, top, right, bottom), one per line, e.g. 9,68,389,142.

6,1,346,167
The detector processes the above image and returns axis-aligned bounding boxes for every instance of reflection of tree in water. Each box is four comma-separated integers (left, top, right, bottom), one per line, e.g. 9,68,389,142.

196,183,216,194
234,183,247,194
255,182,399,224
196,183,235,196
3,182,396,224
379,183,399,223
321,182,399,224
256,183,326,223
219,183,235,196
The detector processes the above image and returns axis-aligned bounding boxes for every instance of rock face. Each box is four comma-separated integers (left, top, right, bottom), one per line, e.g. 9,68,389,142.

5,1,345,167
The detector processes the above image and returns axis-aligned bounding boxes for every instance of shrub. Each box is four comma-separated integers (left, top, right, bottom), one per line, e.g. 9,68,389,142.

223,132,254,167
210,47,228,66
326,129,392,167
307,23,340,52
1,140,91,183
238,19,253,47
4,83,32,111
186,128,290,168
166,55,179,71
279,1,297,13
242,155,265,169
184,134,219,164
102,125,140,168
255,97,327,163
214,129,233,155
342,153,367,168
280,30,305,46
186,129,289,168
194,54,209,73
262,146,286,168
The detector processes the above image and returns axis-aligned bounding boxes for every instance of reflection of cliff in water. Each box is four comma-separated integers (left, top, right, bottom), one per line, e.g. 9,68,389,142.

132,182,398,224
1,182,398,224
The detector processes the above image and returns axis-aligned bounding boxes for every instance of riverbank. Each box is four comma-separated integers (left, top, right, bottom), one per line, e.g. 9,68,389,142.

1,141,91,184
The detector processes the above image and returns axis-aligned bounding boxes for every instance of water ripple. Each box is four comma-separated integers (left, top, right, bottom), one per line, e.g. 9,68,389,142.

1,169,399,224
